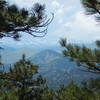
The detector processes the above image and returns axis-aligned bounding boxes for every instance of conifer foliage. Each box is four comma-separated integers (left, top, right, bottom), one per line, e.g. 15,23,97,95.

60,39,100,73
0,0,53,40
82,0,100,21
56,81,100,100
60,0,100,73
0,55,51,100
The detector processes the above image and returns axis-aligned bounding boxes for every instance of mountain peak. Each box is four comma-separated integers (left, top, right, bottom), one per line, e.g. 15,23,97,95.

29,49,62,65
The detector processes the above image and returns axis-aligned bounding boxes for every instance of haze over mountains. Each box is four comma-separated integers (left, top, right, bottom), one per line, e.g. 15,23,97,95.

28,50,100,88
1,47,37,64
0,45,100,88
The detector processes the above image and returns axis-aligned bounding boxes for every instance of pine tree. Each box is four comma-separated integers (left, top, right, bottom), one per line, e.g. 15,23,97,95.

56,81,82,100
56,81,100,100
0,54,50,100
81,78,100,91
0,0,53,40
0,0,54,99
60,39,100,73
82,0,100,21
0,0,53,65
59,1,100,96
60,0,100,74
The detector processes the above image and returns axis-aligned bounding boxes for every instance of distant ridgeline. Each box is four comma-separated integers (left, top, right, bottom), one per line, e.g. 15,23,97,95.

0,48,100,88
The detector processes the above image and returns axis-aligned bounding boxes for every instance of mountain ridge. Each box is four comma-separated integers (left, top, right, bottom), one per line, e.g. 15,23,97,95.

0,49,100,88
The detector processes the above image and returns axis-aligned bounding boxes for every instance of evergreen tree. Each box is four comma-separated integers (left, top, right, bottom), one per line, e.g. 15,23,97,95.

0,0,54,99
56,81,82,100
0,0,53,40
59,1,100,99
60,39,100,73
59,1,100,96
0,54,54,100
0,47,3,65
60,1,100,73
82,0,100,21
56,81,100,100
81,78,100,91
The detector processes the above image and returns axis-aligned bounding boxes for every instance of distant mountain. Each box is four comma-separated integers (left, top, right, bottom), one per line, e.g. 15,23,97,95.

41,66,100,88
1,47,37,64
29,49,62,65
1,48,100,88
0,45,16,51
29,50,100,88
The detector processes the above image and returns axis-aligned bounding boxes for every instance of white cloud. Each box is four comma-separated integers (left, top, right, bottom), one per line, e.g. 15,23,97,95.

3,0,100,46
7,0,46,8
51,0,60,8
63,11,100,42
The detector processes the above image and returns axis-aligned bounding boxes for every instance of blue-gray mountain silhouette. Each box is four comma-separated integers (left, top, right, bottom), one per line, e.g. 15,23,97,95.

29,50,100,88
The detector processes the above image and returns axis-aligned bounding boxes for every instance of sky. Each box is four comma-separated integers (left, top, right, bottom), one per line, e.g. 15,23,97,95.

1,0,100,47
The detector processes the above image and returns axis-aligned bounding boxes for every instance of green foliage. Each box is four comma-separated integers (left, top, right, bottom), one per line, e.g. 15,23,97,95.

56,81,100,100
0,54,48,100
82,0,100,20
82,78,100,91
0,59,99,100
40,85,54,100
60,39,100,99
60,39,100,73
96,40,100,48
0,88,18,100
0,0,53,40
59,1,100,99
56,81,82,100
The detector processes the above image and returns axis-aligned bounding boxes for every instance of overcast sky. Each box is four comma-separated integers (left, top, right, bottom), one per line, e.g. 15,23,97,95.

1,0,100,47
